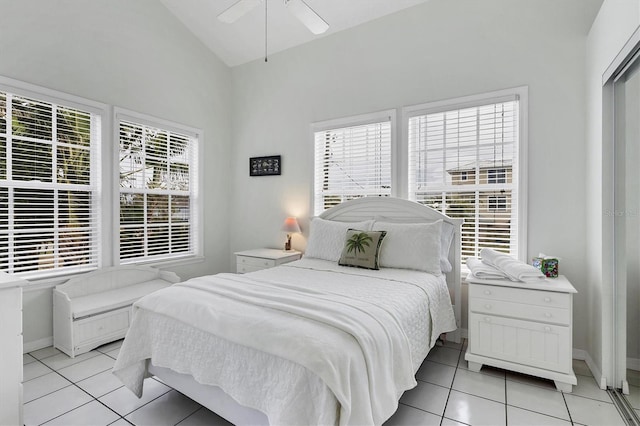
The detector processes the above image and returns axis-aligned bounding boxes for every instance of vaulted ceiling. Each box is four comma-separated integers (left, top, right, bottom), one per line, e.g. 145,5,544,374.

159,0,430,67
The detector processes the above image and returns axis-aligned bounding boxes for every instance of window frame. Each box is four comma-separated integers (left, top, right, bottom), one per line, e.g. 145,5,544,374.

310,88,528,262
0,76,108,280
401,86,528,262
0,77,205,283
311,109,397,216
113,107,203,267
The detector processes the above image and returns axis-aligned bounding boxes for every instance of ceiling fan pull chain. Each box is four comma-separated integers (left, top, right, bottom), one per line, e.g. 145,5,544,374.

216,0,329,64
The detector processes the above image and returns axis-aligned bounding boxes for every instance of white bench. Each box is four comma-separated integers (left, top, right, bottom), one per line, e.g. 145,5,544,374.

53,266,180,358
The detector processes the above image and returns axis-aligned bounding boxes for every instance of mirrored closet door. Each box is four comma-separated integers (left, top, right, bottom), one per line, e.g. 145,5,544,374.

613,41,640,422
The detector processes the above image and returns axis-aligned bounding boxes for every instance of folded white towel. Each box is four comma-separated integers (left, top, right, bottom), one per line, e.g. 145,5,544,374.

466,257,509,280
480,248,545,282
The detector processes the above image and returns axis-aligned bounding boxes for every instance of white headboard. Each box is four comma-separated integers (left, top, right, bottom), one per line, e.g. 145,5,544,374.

319,197,463,343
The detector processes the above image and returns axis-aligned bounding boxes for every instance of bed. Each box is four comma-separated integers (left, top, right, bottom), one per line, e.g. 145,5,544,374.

113,197,463,426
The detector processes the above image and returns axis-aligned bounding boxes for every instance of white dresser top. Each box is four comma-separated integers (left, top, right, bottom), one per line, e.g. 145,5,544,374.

0,271,28,290
466,274,577,294
235,248,302,260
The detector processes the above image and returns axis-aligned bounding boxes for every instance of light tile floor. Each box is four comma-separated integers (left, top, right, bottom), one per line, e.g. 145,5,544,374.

23,339,628,426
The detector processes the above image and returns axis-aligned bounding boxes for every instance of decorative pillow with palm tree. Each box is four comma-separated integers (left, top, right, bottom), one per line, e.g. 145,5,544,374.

338,229,387,270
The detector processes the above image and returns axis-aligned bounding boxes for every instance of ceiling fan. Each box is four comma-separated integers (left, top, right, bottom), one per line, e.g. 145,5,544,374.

218,0,329,35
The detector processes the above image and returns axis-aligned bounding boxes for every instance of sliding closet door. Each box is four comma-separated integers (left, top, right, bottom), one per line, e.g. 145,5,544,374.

614,54,640,392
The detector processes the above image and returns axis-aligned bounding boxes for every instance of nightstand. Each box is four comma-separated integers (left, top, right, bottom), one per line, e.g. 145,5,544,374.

235,249,302,274
465,275,577,392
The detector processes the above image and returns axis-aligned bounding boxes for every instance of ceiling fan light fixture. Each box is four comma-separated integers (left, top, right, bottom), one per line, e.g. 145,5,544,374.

218,0,262,23
285,0,329,35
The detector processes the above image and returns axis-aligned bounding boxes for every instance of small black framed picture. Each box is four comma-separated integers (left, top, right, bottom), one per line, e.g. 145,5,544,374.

250,155,281,176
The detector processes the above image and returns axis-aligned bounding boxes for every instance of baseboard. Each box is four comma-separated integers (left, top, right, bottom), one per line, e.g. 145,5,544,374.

23,336,53,354
573,348,607,389
628,357,640,371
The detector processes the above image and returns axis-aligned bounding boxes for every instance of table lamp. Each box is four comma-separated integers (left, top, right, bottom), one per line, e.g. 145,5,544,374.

282,217,301,251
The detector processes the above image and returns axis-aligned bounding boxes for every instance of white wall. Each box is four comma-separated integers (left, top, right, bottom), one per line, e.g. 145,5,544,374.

230,0,599,348
0,0,233,349
585,0,640,385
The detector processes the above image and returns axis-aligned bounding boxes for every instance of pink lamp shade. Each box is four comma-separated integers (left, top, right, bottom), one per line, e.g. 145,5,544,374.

282,217,300,251
282,217,301,234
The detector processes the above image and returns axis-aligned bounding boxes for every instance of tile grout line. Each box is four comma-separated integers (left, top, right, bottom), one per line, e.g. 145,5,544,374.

397,341,465,422
505,403,575,424
504,370,608,424
108,417,134,426
566,390,618,404
36,399,97,426
48,361,126,425
415,377,454,391
108,385,174,421
561,391,575,425
438,339,465,426
22,358,59,405
445,387,508,405
504,364,508,425
28,345,180,425
171,401,204,426
27,354,102,425
23,382,75,406
27,349,125,425
46,357,171,425
447,341,578,425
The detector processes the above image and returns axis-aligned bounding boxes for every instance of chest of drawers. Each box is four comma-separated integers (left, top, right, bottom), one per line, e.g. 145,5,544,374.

235,249,301,274
465,275,577,392
0,272,27,426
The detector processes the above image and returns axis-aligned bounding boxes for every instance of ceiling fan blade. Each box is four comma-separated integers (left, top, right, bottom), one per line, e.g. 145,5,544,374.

218,0,262,24
285,0,329,35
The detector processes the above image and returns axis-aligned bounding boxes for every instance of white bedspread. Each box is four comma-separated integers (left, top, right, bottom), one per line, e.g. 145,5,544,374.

113,259,456,426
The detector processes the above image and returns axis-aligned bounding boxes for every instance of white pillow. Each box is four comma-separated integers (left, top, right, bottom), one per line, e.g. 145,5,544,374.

304,218,374,262
440,221,455,273
372,220,443,274
374,216,455,273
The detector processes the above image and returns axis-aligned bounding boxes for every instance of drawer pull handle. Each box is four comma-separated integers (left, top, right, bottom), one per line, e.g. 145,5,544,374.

544,297,551,303
544,326,551,332
484,290,491,295
484,304,492,310
484,317,491,323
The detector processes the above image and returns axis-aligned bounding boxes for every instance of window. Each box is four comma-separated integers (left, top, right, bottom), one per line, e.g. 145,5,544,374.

488,195,507,211
0,87,102,279
117,110,200,264
0,77,202,280
406,88,526,260
313,111,393,215
488,168,506,184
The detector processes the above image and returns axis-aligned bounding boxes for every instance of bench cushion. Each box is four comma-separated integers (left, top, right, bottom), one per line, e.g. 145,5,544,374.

72,279,173,319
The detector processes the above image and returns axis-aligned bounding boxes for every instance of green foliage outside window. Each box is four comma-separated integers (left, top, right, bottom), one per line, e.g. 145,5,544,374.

118,120,192,261
0,92,95,275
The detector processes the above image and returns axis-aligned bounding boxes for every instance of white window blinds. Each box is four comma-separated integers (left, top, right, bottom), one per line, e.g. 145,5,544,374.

118,117,198,263
408,96,521,260
313,116,392,215
0,91,101,278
